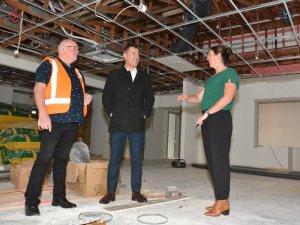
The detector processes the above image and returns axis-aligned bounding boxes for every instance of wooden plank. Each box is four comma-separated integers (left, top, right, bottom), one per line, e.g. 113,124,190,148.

104,196,190,212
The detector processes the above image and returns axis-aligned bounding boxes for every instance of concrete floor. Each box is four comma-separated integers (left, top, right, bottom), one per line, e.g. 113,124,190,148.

0,159,299,225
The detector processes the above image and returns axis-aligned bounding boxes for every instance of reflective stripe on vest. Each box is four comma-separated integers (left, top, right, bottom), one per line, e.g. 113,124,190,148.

45,58,71,106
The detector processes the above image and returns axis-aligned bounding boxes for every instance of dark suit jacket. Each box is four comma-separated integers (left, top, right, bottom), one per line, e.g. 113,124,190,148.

102,66,155,132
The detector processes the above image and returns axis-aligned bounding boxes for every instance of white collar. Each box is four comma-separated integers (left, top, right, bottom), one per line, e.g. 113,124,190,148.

124,66,137,73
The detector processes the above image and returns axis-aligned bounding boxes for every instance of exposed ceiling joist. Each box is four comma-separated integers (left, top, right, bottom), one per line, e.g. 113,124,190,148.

0,0,299,93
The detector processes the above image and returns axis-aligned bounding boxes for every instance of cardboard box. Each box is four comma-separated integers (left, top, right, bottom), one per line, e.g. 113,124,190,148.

66,160,109,197
10,160,48,191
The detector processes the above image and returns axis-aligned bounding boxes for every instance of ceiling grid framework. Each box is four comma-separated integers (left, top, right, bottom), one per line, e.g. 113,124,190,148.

0,0,299,93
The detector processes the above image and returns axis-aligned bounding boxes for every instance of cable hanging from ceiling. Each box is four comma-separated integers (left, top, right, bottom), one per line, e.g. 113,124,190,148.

14,10,24,56
94,0,147,22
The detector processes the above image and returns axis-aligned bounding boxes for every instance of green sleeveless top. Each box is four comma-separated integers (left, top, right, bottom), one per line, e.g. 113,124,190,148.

201,67,239,111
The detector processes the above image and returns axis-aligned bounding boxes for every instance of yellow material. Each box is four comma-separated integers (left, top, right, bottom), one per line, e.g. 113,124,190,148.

0,110,36,123
0,115,35,123
3,134,40,151
8,151,37,165
1,147,38,164
0,122,13,130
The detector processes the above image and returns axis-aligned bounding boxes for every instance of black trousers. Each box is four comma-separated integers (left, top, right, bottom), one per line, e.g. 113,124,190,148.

25,122,77,206
201,110,232,200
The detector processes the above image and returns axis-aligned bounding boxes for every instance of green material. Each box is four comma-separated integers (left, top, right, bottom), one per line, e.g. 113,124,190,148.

0,109,10,116
0,127,38,138
201,67,239,111
1,146,38,164
0,103,16,111
3,134,40,151
4,134,40,143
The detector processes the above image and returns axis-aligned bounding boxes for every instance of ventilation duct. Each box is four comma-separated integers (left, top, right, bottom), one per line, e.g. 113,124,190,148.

81,46,123,63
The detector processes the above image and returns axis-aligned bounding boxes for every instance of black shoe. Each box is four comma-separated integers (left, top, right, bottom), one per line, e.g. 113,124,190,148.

132,192,147,202
25,204,40,216
52,198,76,208
99,193,115,204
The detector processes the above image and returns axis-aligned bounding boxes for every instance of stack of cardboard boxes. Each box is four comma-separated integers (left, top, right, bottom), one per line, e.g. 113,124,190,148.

9,159,110,198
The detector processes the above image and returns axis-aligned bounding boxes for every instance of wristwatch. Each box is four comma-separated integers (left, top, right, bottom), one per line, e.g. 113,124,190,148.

205,110,212,116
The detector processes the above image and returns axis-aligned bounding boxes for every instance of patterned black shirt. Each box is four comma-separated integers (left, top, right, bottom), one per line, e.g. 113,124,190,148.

35,58,85,125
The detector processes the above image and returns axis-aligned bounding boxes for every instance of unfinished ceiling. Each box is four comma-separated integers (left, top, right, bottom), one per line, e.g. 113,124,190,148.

0,0,300,93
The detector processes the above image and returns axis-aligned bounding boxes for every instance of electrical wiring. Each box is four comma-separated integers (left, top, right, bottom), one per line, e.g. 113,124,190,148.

60,26,98,47
218,19,232,41
113,5,134,21
255,12,260,60
31,40,41,48
94,0,112,22
48,0,99,48
14,10,24,56
268,146,288,172
73,9,86,20
94,0,146,22
49,0,147,49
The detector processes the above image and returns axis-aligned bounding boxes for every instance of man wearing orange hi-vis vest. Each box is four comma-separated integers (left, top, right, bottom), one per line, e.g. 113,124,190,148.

24,39,93,216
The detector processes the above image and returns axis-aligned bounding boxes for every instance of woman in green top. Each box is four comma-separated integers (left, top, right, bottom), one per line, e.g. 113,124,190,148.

178,45,239,217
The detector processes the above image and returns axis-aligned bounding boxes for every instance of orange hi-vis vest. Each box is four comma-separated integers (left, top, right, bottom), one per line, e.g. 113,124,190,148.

44,57,87,116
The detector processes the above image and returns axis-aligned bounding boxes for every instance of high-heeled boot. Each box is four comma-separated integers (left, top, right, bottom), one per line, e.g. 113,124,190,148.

204,199,230,217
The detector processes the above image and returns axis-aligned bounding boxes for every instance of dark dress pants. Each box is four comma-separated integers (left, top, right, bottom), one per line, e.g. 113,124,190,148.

201,110,232,200
25,122,77,206
107,132,145,193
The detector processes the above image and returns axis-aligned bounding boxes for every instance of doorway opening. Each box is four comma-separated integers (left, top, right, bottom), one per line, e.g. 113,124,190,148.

167,112,181,159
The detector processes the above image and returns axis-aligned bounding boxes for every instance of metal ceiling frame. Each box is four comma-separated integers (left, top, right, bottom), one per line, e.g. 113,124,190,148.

2,0,98,43
177,0,264,78
229,0,286,77
67,0,201,85
282,1,300,47
0,0,300,93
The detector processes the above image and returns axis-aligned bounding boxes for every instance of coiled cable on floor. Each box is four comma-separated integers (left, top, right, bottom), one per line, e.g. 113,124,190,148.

78,211,113,225
137,213,168,224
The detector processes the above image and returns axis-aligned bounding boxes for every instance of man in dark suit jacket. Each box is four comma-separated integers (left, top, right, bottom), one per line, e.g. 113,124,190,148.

100,42,155,204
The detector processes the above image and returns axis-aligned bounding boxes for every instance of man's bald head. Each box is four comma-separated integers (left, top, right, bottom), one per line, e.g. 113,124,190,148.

58,39,75,55
57,39,79,66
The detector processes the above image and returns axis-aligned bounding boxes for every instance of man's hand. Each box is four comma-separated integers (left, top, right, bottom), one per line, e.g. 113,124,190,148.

38,112,52,132
84,93,93,105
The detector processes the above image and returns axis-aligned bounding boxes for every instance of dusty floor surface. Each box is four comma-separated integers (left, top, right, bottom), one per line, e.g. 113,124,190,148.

0,159,299,225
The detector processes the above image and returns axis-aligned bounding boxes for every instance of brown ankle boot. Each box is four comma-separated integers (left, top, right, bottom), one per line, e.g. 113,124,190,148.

204,200,230,217
205,199,229,211
99,193,115,204
132,192,147,202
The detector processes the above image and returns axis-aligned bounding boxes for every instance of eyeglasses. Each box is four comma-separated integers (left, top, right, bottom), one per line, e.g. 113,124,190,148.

65,46,79,51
